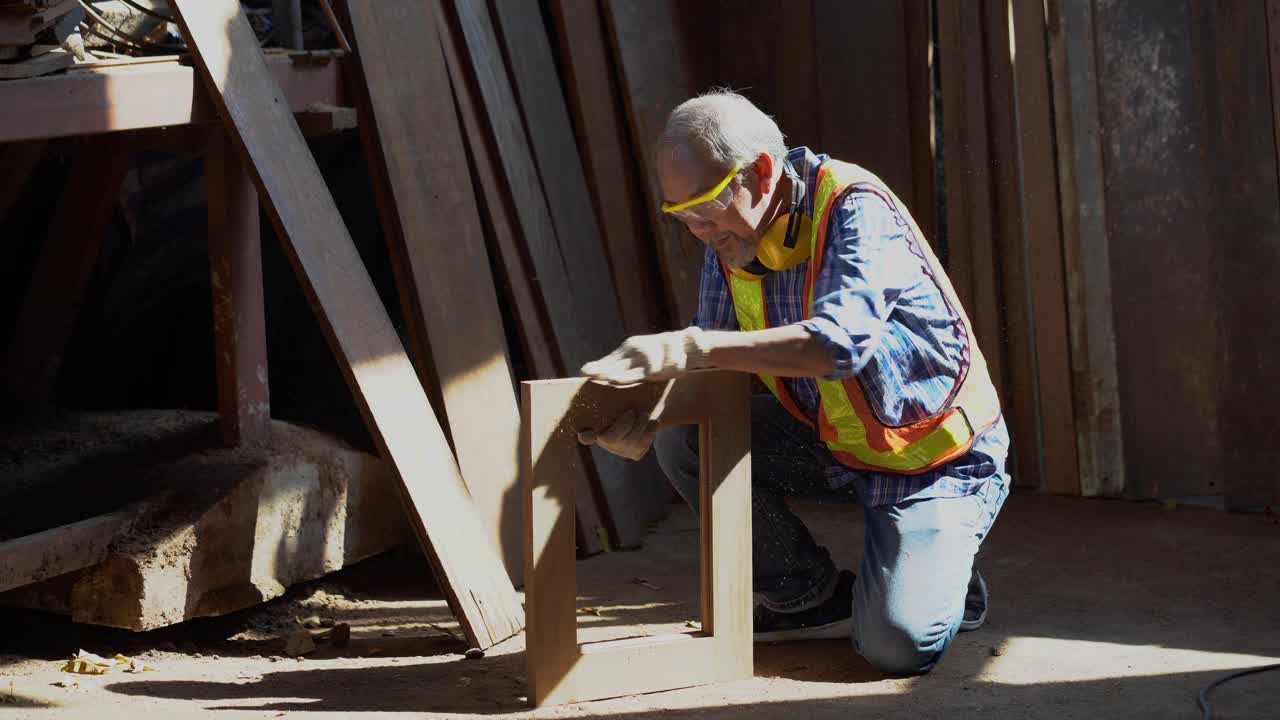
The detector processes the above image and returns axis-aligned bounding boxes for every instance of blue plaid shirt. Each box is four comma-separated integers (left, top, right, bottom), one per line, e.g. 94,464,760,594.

693,147,1010,506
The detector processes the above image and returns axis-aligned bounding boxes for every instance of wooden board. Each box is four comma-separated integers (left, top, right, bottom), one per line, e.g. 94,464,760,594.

0,508,136,594
778,0,818,149
1010,0,1080,495
959,0,1006,409
603,0,703,325
0,0,73,44
1201,0,1280,509
0,49,72,80
0,53,345,143
522,371,752,706
935,0,974,308
2,138,130,409
714,0,784,118
449,0,587,371
936,0,1006,406
814,0,915,200
453,0,669,549
168,0,522,649
489,0,627,356
1233,0,1280,508
434,0,606,556
903,0,936,240
549,0,665,336
1045,0,1125,497
1093,0,1219,501
207,127,270,447
982,0,1039,489
342,0,524,583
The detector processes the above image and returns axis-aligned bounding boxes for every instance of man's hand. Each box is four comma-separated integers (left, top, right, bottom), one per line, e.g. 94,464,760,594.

577,409,657,461
579,327,710,385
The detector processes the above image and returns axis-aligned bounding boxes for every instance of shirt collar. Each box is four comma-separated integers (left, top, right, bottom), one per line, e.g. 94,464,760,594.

785,146,827,218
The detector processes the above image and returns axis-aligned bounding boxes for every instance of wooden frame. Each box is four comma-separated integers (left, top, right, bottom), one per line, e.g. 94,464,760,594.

521,371,753,707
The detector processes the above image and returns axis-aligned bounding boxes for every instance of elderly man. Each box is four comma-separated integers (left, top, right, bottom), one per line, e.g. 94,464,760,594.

579,90,1010,675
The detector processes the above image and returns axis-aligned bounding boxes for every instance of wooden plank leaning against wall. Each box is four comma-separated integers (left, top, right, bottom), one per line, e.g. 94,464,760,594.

450,0,669,550
433,0,607,555
549,0,666,337
1203,0,1280,509
981,0,1041,490
491,0,673,548
1045,0,1125,497
814,0,916,204
340,0,526,583
1010,0,1080,495
168,0,523,649
936,0,1010,463
603,0,704,326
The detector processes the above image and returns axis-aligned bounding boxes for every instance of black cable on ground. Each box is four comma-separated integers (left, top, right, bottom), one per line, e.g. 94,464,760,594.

1197,663,1280,720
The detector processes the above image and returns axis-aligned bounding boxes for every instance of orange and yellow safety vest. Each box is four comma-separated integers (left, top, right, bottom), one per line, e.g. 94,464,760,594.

723,160,1001,475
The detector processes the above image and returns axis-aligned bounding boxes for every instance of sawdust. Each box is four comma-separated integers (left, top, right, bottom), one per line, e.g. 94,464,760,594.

1,498,1279,718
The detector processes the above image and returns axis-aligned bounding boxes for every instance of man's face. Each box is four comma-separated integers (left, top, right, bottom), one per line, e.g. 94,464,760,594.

657,145,776,269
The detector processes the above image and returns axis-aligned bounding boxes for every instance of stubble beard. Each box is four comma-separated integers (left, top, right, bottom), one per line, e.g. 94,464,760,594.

713,234,756,269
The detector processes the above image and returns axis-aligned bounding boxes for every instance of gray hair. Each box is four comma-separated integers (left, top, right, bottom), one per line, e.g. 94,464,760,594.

657,89,787,174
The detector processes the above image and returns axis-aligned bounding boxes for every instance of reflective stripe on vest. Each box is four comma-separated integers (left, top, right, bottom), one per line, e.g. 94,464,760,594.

726,161,1001,475
725,263,813,425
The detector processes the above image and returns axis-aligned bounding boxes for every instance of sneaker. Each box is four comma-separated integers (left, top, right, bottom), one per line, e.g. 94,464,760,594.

958,568,988,632
753,570,854,643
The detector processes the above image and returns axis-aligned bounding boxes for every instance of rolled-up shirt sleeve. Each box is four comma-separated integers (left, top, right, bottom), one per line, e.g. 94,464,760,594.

797,192,906,380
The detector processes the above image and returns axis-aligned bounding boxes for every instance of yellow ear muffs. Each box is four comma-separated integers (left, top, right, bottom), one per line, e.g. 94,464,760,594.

729,158,811,281
756,213,812,270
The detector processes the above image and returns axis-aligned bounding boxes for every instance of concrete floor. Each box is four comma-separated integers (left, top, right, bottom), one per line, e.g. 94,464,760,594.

1,493,1278,719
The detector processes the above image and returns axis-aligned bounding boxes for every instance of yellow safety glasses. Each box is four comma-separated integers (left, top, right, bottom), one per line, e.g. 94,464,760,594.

660,163,741,222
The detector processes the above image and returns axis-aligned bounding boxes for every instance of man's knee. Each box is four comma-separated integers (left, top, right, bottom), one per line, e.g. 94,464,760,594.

653,425,698,508
653,425,695,471
854,605,952,675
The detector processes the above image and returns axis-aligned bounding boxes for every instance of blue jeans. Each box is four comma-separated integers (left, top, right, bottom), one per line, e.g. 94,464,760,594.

653,395,1010,675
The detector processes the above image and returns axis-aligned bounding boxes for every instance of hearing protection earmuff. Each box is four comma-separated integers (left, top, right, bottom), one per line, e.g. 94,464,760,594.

730,159,812,281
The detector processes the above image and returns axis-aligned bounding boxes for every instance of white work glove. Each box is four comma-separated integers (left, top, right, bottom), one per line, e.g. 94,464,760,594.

579,327,710,385
577,409,657,461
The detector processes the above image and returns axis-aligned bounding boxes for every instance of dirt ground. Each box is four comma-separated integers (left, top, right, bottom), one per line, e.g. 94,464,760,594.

1,493,1278,719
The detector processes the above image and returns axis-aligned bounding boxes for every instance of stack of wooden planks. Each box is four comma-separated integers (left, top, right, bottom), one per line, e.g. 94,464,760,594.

169,0,694,630
0,0,77,79
432,0,686,554
935,0,1080,496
